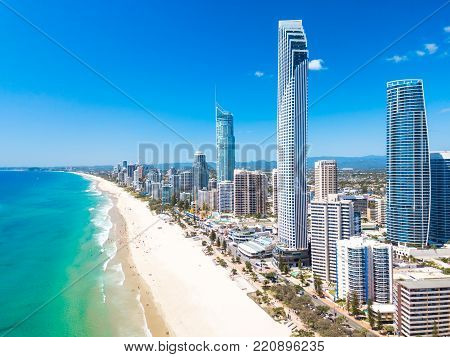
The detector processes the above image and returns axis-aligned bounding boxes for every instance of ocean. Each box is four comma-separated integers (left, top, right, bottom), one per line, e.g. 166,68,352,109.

0,171,149,336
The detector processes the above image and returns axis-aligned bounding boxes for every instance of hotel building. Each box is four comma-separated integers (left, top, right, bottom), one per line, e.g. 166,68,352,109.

234,170,267,216
429,151,450,246
216,104,235,183
386,79,430,247
218,180,234,214
314,160,338,200
274,20,309,266
394,278,450,336
310,195,356,283
336,237,393,304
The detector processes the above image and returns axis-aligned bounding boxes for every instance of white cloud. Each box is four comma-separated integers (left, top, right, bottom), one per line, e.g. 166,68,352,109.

416,50,425,56
425,43,438,54
444,26,450,33
387,55,407,63
440,108,450,113
308,59,326,71
254,71,264,78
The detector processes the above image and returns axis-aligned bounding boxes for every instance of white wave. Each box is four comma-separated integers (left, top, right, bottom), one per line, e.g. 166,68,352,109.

136,293,152,337
109,262,125,286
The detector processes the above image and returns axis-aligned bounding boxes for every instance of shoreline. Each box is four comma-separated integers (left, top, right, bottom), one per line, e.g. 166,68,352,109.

91,177,171,337
77,172,290,337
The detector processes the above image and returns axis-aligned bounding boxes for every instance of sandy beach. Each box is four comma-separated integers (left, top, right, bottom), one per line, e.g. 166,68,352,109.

78,173,290,337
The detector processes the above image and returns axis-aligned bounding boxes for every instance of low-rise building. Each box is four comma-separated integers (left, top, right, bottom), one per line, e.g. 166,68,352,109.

394,278,450,336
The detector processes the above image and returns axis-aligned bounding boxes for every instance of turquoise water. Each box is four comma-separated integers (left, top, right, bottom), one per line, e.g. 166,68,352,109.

0,171,148,336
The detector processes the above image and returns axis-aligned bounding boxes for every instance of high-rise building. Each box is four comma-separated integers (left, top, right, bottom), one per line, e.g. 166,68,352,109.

394,278,450,336
169,174,181,199
386,79,430,247
234,170,267,216
310,196,356,283
272,169,278,215
314,160,338,200
208,178,217,190
192,151,209,194
276,20,309,253
367,198,386,226
218,180,234,214
209,188,218,211
429,151,450,246
180,170,193,193
216,104,235,183
162,184,172,206
197,189,210,210
336,237,393,304
151,182,162,200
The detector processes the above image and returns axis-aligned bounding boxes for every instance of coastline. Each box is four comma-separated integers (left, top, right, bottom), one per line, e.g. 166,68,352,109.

77,172,290,337
87,175,171,337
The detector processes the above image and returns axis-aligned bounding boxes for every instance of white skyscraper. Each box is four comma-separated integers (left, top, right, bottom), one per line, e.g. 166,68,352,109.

336,237,393,304
310,196,356,283
314,160,338,200
274,20,309,266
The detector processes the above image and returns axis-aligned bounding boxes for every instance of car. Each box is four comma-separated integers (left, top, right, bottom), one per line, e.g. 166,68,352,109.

312,295,318,299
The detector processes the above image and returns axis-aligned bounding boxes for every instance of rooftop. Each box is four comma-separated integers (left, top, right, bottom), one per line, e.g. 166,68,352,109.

399,278,450,290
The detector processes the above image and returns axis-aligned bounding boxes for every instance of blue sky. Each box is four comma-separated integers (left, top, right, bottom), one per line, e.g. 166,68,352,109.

0,0,449,166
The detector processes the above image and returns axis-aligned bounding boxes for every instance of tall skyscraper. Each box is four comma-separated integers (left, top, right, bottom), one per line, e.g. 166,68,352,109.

216,104,235,183
233,170,267,216
192,151,209,194
314,160,338,200
386,79,430,247
429,151,450,246
275,20,309,264
310,196,356,283
272,169,278,215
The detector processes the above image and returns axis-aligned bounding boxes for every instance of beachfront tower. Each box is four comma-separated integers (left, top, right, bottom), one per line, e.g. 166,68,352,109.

216,104,235,183
192,151,209,195
273,20,309,267
429,151,450,246
386,80,430,247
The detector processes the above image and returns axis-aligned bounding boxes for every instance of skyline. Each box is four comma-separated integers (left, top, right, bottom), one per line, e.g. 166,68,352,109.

0,1,449,166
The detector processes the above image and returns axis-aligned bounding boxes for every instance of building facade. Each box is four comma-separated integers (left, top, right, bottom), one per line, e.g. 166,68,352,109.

394,278,450,336
272,168,278,215
216,104,235,182
386,79,430,247
429,151,450,246
314,160,338,200
310,196,356,283
336,237,393,304
234,170,267,216
276,20,308,251
192,151,209,194
218,180,234,213
180,170,193,193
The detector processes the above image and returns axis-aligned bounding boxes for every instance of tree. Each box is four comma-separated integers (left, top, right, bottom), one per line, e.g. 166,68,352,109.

432,321,439,337
236,256,241,264
313,275,323,297
297,258,303,270
367,299,375,329
350,291,360,316
171,194,177,207
376,311,383,331
245,261,253,272
222,239,227,251
231,268,237,276
209,230,216,243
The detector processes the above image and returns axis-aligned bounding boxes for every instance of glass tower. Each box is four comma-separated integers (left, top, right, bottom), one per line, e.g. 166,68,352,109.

276,20,308,250
192,151,209,194
386,79,430,247
216,104,235,182
429,151,450,246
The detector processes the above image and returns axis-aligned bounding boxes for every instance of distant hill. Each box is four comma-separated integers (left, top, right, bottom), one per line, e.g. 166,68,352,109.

1,156,386,172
